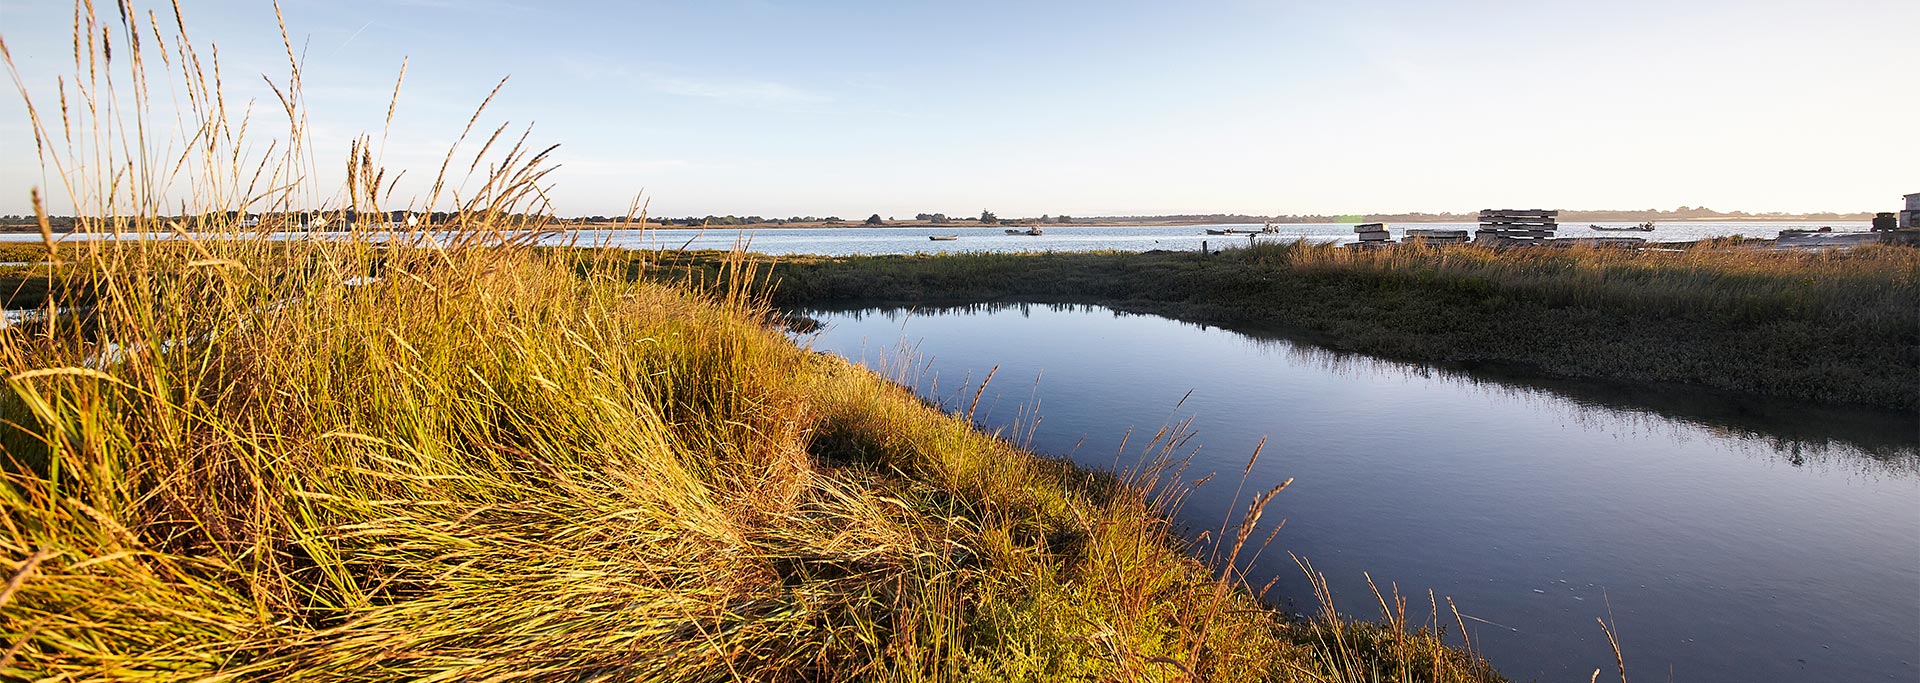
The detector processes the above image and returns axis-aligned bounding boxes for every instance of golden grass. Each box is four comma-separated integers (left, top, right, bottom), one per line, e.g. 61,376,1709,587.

1262,238,1918,326
0,3,1508,681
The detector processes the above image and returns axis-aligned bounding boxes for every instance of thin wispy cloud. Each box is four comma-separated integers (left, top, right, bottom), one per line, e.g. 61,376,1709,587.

381,0,535,14
641,75,825,106
563,156,695,175
558,58,827,108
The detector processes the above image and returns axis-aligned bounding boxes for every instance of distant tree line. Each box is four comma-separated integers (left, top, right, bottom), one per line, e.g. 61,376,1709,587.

1552,207,1872,222
0,209,553,232
1070,207,1875,223
577,215,854,227
3,206,1875,233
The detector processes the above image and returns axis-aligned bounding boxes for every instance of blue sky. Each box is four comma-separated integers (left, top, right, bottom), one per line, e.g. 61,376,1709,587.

2,0,1915,217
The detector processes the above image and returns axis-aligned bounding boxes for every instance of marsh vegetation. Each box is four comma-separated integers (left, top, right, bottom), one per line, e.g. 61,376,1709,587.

0,4,1516,681
636,242,1919,410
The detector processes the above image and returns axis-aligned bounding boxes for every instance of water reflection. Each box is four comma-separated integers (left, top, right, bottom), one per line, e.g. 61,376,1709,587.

800,301,1919,683
804,302,1917,476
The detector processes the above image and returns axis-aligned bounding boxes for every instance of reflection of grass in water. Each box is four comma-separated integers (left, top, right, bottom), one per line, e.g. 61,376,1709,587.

660,240,1920,410
1220,315,1920,477
0,4,1513,681
798,314,1525,681
813,302,1918,478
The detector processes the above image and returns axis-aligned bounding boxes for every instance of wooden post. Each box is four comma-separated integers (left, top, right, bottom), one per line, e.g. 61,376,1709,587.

1201,240,1208,255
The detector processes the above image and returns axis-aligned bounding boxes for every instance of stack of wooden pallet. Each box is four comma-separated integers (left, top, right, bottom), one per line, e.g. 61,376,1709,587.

1474,209,1558,243
1402,228,1470,245
1345,222,1394,248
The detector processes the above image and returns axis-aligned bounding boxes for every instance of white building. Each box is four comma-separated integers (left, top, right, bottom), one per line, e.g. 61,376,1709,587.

1903,193,1919,229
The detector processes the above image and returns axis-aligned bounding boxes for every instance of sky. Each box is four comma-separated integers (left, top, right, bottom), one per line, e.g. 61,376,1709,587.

1,0,1916,218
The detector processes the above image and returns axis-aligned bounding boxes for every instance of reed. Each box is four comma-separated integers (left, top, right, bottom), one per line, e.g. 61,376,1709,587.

0,2,1505,681
653,239,1919,409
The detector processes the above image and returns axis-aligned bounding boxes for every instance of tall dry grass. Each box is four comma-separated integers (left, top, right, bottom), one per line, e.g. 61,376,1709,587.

1254,238,1918,327
0,3,1507,681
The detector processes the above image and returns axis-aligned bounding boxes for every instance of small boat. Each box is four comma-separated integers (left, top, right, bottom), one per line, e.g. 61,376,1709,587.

1209,226,1277,235
1006,227,1043,236
1591,222,1655,232
1780,226,1836,236
1004,228,1024,235
928,235,959,241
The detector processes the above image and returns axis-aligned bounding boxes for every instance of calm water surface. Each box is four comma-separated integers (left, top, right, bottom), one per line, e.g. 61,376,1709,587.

548,221,1867,255
1,221,1868,255
803,304,1919,683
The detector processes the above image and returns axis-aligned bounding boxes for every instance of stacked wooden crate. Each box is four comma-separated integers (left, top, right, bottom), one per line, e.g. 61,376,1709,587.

1474,209,1558,243
1345,222,1394,248
1402,228,1469,245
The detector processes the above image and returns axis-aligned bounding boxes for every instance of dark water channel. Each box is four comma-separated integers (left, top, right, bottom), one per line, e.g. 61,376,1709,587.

800,303,1919,683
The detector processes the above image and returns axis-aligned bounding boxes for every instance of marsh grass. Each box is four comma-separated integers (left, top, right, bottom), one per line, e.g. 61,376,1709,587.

0,2,1506,681
661,239,1919,409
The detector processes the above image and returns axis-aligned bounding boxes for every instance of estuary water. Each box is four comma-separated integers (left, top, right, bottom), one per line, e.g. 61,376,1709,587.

0,220,1868,255
802,303,1920,683
542,221,1867,255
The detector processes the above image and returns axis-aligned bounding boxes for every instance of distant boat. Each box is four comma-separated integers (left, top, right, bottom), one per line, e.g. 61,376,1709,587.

1591,222,1655,232
928,234,960,241
1005,227,1043,236
1205,229,1231,235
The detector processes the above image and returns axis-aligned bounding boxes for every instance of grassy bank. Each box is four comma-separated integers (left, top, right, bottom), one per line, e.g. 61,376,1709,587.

0,5,1522,678
633,241,1919,411
0,239,1504,681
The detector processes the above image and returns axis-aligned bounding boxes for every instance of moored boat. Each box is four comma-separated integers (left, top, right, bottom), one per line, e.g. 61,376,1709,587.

1591,222,1655,232
928,235,960,241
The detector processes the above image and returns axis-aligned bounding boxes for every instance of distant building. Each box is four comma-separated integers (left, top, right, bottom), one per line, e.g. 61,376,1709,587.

1903,193,1919,229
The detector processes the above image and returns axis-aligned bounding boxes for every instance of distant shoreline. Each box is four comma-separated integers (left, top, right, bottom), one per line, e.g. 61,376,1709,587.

644,245,1918,410
562,216,1871,231
0,216,1873,234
